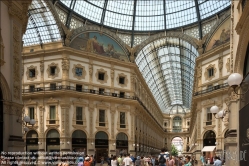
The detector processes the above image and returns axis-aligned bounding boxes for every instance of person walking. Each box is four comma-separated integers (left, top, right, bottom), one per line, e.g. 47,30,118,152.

184,156,192,166
123,154,132,166
158,148,167,166
213,156,222,166
200,154,205,166
111,156,118,166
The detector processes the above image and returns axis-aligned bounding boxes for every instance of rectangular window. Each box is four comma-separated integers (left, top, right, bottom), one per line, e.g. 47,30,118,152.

119,92,125,98
187,121,190,126
75,67,83,76
50,83,56,90
29,85,35,92
119,77,125,84
208,68,214,77
99,110,105,126
50,66,57,75
29,69,35,78
98,73,105,80
76,84,82,92
120,112,126,128
76,107,83,125
29,107,35,119
206,107,212,125
99,88,104,94
49,106,56,124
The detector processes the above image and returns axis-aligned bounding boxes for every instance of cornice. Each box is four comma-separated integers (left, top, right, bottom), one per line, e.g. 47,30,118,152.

199,76,229,87
196,43,230,63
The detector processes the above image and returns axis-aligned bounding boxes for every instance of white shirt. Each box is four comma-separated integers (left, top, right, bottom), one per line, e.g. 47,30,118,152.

111,159,117,166
123,157,132,166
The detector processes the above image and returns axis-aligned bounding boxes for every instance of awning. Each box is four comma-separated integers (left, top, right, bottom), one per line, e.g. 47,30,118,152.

202,146,216,152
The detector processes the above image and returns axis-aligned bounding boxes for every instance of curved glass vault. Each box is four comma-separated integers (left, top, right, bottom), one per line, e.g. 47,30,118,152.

60,0,230,31
23,0,61,46
135,37,199,113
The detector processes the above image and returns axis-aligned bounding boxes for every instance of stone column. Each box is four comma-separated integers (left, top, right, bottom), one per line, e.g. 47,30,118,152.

88,61,93,89
110,68,114,93
60,103,71,152
62,57,70,86
224,92,240,166
37,105,45,166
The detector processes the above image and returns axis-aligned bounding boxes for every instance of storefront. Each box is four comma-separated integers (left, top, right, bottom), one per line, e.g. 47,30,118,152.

46,129,60,154
26,130,39,161
95,131,109,163
72,130,87,154
116,132,128,156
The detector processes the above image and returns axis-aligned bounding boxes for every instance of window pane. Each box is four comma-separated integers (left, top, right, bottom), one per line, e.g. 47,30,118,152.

50,106,56,119
76,107,82,120
29,107,34,119
120,112,125,124
99,110,105,122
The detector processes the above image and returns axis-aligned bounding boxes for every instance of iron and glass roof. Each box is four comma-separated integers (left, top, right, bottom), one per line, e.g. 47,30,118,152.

60,0,230,31
135,37,199,113
23,0,62,46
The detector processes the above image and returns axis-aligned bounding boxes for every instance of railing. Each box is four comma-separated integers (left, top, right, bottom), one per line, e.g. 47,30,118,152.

193,83,229,96
22,85,164,130
23,85,136,99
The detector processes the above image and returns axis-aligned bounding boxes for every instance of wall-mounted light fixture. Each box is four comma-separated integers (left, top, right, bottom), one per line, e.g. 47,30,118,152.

227,73,249,95
67,141,70,144
91,142,94,145
17,110,36,133
113,143,116,146
38,142,42,145
210,103,229,121
60,141,64,144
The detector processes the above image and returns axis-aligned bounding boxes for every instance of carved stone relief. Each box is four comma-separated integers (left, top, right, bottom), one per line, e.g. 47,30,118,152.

0,31,5,66
218,57,223,77
26,65,38,81
72,64,86,80
226,58,230,72
116,73,128,88
13,25,21,100
46,62,60,79
204,64,217,81
95,68,108,84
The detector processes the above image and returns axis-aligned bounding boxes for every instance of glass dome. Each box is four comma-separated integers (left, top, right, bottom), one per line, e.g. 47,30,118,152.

60,0,230,31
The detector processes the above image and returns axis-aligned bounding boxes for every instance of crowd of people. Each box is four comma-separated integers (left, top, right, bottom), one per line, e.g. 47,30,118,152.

0,149,224,166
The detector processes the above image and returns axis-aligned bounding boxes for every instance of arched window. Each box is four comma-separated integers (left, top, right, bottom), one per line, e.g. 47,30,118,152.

203,130,216,146
95,131,108,139
46,129,59,138
26,130,38,138
173,116,182,132
72,130,86,138
116,132,128,140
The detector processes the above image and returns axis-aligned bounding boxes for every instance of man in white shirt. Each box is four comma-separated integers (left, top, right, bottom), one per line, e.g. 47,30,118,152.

123,154,132,166
213,156,222,166
158,148,167,166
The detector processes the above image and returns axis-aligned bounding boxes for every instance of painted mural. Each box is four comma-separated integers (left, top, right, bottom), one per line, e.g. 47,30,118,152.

70,32,129,62
206,19,230,51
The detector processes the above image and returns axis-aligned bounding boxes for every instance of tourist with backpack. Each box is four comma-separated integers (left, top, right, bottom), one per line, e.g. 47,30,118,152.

158,148,167,166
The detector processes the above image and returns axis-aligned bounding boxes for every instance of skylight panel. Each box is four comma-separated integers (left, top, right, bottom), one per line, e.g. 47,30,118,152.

74,1,102,23
104,11,133,30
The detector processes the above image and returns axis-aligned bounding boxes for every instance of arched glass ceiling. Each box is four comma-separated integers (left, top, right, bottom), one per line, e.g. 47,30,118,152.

60,0,230,31
23,0,61,46
135,37,199,113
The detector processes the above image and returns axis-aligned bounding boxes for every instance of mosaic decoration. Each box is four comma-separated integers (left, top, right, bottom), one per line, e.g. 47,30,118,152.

206,19,230,51
70,32,129,62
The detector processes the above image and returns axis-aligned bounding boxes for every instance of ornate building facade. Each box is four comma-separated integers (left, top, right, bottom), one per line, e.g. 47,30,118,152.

22,41,165,157
0,0,32,152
